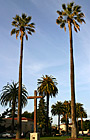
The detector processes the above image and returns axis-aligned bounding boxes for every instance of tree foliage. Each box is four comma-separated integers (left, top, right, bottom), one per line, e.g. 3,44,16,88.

22,111,34,119
56,2,85,32
0,81,28,133
37,98,47,135
11,13,35,40
37,75,58,135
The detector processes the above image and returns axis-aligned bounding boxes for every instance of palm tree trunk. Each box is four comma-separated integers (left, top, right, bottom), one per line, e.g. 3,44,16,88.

77,118,79,135
81,117,83,134
58,114,60,134
68,21,77,138
46,93,49,135
11,101,15,133
16,35,23,139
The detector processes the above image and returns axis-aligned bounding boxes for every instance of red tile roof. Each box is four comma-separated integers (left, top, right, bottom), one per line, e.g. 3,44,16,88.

4,117,34,121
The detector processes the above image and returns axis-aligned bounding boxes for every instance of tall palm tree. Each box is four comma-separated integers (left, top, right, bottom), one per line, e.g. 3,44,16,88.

56,2,85,138
51,101,63,134
0,81,28,133
37,75,58,135
11,13,35,138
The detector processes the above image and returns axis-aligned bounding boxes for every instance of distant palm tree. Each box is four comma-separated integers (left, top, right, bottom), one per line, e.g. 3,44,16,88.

11,13,35,138
63,101,71,135
76,103,87,134
80,109,87,134
56,2,85,138
37,75,58,135
76,103,83,134
0,81,28,133
51,101,63,133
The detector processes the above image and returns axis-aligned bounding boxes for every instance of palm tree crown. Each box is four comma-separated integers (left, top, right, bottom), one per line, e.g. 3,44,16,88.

37,75,58,97
51,101,63,116
0,81,28,108
11,13,35,39
56,2,85,32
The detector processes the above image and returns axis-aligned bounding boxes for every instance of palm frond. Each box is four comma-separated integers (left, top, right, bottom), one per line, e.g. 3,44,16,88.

62,12,67,16
74,26,78,32
13,15,20,22
70,2,74,7
73,20,80,31
16,30,19,39
76,5,81,11
56,19,62,25
28,23,35,28
67,7,72,14
11,28,16,35
22,13,27,19
27,31,32,35
78,12,85,18
80,19,86,24
62,4,66,10
57,10,62,15
26,16,32,23
12,21,17,26
64,26,66,32
73,5,81,12
60,22,65,28
75,17,86,24
26,27,35,33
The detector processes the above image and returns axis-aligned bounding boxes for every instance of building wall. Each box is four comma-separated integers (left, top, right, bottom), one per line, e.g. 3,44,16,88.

1,118,34,135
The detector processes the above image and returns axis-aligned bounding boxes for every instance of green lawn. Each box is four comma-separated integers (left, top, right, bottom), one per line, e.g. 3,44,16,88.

1,136,90,140
40,136,90,140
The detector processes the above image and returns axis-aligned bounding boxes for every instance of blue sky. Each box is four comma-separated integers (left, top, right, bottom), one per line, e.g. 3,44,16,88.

0,0,90,124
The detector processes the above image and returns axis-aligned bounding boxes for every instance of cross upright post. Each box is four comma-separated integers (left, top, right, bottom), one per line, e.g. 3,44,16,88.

27,90,43,133
34,90,37,132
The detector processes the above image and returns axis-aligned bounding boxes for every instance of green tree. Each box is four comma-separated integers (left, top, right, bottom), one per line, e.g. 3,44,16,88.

37,98,47,135
37,75,58,135
56,2,85,138
22,111,34,119
0,81,28,134
82,120,90,131
0,109,11,133
51,101,63,133
11,13,35,138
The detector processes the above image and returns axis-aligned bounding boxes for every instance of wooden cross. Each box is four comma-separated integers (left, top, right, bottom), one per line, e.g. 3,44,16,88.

27,90,43,133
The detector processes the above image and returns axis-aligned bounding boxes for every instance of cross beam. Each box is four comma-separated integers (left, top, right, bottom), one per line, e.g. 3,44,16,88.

27,90,43,133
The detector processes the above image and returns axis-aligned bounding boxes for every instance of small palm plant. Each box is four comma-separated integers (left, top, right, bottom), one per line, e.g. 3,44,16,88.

11,13,35,138
56,2,85,138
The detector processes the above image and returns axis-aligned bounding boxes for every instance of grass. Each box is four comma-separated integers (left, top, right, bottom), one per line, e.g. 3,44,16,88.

1,136,90,140
40,136,90,140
